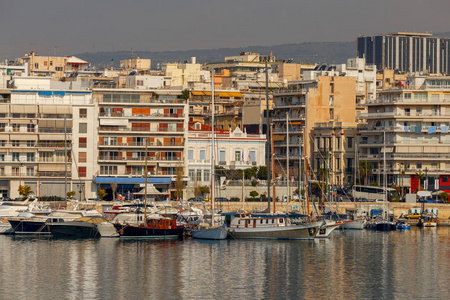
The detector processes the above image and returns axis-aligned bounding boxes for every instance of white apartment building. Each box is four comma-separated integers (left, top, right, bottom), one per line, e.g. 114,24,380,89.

186,123,266,186
359,75,450,194
0,83,95,199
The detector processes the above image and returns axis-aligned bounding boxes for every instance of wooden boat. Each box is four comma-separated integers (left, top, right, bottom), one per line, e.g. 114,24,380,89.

226,213,320,240
116,218,184,239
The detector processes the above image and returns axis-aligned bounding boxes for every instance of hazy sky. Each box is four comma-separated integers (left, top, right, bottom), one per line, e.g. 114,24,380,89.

0,0,449,57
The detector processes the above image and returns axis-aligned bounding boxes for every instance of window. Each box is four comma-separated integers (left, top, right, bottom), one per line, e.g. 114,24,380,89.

219,150,226,162
204,170,210,182
79,108,87,118
249,151,256,162
443,176,449,183
12,140,20,147
336,158,341,170
347,137,353,148
34,63,39,68
417,163,422,169
26,153,35,162
12,153,20,162
336,137,341,149
78,167,87,178
0,167,4,175
79,152,87,163
26,167,34,176
0,154,4,161
137,80,144,86
79,123,87,133
27,140,35,147
188,169,195,181
0,124,4,132
199,149,206,160
196,170,202,182
188,149,194,160
235,151,242,162
27,124,35,132
12,167,19,176
55,67,63,71
404,93,411,99
79,137,87,148
12,124,20,132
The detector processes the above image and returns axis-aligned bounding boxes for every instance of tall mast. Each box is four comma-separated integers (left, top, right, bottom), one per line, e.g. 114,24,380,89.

265,60,271,211
286,112,290,212
144,137,148,226
271,123,276,214
383,131,387,215
304,127,310,218
64,117,67,202
211,68,215,226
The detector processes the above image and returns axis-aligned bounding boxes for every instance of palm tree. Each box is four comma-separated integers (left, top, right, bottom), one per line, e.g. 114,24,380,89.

415,171,425,192
359,161,372,185
399,163,407,200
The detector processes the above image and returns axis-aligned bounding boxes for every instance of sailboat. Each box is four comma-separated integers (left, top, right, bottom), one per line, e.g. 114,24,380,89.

116,138,185,239
191,68,228,240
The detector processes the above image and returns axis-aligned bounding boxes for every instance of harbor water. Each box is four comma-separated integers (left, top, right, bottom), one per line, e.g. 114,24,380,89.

0,227,449,299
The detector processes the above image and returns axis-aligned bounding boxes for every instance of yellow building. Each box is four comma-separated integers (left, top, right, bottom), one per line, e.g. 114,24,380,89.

120,58,151,72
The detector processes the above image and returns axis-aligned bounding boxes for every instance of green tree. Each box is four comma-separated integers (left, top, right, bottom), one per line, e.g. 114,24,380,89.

244,167,258,179
195,185,210,197
440,192,449,203
415,171,425,192
97,189,107,200
359,161,372,185
249,190,259,198
18,185,33,199
256,166,268,180
67,191,76,198
180,89,190,100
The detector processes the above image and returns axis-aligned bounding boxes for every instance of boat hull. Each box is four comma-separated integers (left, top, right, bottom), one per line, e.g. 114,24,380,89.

8,220,50,235
340,219,365,230
48,222,100,238
228,223,319,240
191,226,228,240
117,224,184,239
316,223,341,238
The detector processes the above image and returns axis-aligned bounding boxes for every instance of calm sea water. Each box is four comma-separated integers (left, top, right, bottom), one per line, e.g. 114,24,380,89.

0,227,449,300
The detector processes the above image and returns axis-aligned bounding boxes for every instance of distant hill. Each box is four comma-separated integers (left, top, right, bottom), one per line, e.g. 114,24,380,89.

75,41,356,69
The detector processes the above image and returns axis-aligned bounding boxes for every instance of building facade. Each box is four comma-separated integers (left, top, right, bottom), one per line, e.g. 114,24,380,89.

357,32,450,75
359,75,450,193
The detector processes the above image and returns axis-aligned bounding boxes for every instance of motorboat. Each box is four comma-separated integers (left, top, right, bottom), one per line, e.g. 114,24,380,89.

48,216,118,238
417,212,438,227
191,223,228,240
395,218,410,230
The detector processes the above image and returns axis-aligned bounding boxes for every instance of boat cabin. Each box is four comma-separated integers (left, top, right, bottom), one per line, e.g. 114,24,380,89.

228,214,290,229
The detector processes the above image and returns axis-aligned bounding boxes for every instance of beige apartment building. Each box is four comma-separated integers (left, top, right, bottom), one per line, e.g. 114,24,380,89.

272,75,356,182
359,75,450,194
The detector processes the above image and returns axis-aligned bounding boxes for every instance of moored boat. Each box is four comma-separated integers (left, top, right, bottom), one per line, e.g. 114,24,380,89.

48,216,118,238
226,213,320,240
116,217,184,239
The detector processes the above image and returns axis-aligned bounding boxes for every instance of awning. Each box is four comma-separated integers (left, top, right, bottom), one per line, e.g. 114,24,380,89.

134,184,163,195
57,106,71,114
10,105,25,113
13,134,37,141
24,106,37,114
0,105,8,113
39,164,66,171
191,91,205,96
273,134,286,141
228,92,243,98
10,119,37,124
218,92,230,97
39,134,66,141
40,106,58,114
94,177,172,184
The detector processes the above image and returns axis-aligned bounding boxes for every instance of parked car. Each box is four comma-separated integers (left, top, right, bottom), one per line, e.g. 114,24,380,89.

215,197,229,202
357,197,368,202
374,199,385,203
188,196,204,202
